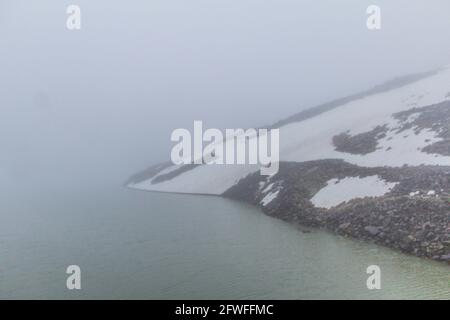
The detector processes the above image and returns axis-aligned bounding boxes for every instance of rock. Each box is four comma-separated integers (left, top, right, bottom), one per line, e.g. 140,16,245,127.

224,159,450,263
338,222,351,230
364,226,381,236
440,254,450,261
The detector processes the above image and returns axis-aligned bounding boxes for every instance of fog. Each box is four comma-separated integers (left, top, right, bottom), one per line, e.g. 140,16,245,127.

1,0,450,188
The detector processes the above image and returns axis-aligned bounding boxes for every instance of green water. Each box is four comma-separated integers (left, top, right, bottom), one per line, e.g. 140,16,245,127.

0,181,449,299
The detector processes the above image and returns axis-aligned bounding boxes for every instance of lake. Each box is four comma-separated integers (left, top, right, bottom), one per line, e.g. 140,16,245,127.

0,178,449,299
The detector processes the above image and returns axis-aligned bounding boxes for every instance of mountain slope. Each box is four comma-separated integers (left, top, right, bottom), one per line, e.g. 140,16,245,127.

128,67,450,262
128,67,450,194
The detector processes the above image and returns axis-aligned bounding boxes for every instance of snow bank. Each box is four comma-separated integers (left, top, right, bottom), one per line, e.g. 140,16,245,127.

310,176,398,209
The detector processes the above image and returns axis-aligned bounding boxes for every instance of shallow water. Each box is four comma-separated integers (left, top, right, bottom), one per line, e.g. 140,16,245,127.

0,181,449,299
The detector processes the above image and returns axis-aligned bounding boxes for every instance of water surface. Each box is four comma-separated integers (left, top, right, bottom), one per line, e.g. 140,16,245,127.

0,180,449,299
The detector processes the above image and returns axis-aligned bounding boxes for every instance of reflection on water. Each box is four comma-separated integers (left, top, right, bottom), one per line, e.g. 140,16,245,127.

0,180,449,299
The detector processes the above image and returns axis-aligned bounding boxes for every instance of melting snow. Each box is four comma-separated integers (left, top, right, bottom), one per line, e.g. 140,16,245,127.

311,176,398,209
261,190,280,206
261,183,275,194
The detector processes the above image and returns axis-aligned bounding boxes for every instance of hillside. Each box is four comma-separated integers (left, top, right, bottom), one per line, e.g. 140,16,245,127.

128,67,450,262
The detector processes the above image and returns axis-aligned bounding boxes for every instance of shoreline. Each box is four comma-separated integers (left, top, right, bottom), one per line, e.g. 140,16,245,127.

223,160,450,265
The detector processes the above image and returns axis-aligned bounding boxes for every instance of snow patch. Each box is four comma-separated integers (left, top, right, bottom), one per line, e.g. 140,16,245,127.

261,190,280,206
311,176,398,209
262,183,275,194
258,181,265,190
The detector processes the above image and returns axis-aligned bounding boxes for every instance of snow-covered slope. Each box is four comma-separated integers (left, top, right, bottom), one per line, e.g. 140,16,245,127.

129,67,450,195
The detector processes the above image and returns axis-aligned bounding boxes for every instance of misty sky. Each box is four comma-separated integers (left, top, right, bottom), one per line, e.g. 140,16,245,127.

1,0,450,188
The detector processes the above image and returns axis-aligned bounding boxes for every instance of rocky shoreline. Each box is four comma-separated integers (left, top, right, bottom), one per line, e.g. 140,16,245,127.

223,160,450,264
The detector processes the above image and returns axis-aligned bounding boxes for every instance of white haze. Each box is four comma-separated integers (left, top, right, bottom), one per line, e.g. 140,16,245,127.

1,0,450,188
